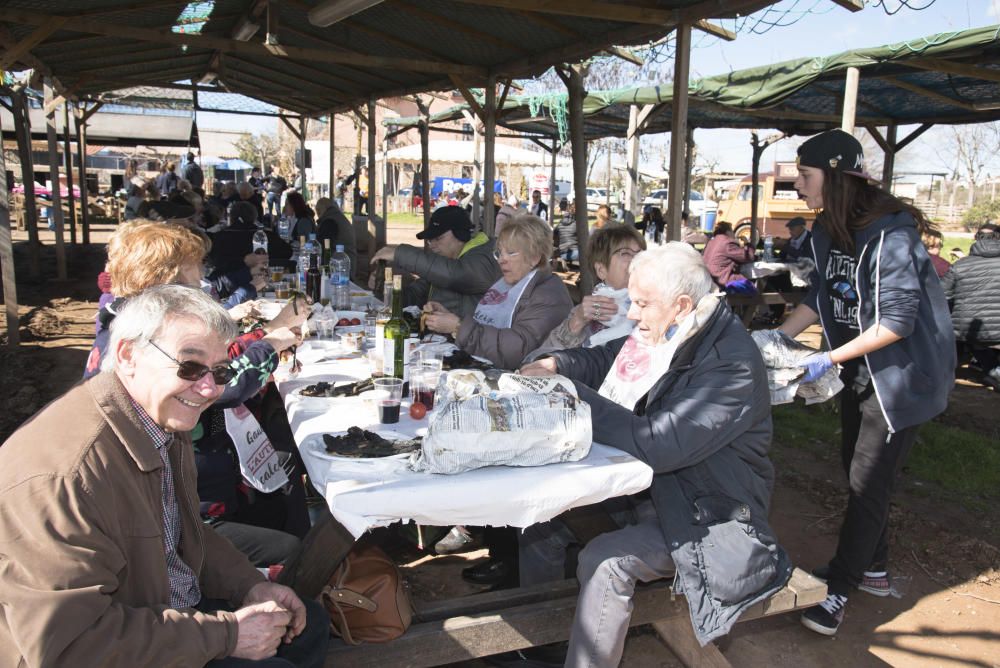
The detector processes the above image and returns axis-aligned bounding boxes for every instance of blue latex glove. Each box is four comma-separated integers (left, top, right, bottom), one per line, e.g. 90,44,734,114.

798,352,834,383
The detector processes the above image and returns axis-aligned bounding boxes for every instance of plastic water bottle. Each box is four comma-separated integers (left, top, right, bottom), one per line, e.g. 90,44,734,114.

763,235,774,261
252,230,268,256
329,244,352,310
645,221,656,245
277,216,291,240
299,234,320,292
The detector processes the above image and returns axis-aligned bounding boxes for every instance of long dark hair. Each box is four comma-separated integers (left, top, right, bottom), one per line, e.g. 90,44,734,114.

818,170,935,252
285,191,314,219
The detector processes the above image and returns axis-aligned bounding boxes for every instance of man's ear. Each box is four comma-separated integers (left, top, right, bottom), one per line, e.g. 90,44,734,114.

115,338,138,376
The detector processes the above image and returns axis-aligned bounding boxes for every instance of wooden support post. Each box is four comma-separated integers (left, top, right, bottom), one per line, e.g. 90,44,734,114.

625,104,640,222
13,89,39,278
44,80,67,280
483,74,497,237
328,111,336,200
842,66,860,133
881,123,897,188
0,115,19,346
417,100,431,230
382,135,389,226
74,109,90,245
549,140,557,223
298,115,308,201
62,103,77,245
684,127,695,225
750,131,762,248
472,116,483,228
564,63,590,291
666,23,691,242
368,97,383,247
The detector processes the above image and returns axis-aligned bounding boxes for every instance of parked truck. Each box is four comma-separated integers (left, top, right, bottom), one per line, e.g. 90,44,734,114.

716,161,815,240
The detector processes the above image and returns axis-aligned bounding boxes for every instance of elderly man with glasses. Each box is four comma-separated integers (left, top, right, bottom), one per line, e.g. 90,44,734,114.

0,285,328,668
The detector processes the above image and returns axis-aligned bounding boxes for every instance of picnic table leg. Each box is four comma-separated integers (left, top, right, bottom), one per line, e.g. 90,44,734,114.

652,616,731,668
276,505,357,599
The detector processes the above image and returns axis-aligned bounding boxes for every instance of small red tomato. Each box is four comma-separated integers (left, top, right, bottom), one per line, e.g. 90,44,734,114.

350,317,362,326
337,318,350,326
408,401,427,419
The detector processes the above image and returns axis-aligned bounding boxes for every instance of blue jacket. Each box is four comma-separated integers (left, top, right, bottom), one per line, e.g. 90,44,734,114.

550,301,791,646
805,211,955,432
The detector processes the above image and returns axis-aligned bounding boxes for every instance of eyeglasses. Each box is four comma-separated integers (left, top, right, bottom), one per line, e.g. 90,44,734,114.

148,340,236,385
492,248,521,261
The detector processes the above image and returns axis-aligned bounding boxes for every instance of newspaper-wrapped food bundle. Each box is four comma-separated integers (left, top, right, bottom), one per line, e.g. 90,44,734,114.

409,372,592,474
750,329,843,405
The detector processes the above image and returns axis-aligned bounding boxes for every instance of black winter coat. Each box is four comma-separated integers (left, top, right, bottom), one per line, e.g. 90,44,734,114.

942,236,1000,344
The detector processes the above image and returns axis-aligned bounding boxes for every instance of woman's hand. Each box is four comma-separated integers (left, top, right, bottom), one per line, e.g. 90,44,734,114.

425,308,461,336
519,358,558,376
568,294,619,334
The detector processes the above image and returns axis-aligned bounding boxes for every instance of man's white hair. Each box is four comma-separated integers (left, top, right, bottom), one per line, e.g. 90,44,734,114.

628,241,715,303
101,284,238,373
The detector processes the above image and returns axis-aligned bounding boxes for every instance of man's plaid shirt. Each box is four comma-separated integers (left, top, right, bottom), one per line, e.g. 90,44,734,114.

131,400,201,609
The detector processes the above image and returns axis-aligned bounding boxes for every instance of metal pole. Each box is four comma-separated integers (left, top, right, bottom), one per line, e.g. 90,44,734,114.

44,80,67,280
13,89,39,278
0,111,20,346
666,23,691,241
842,67,860,133
483,74,497,237
62,103,76,245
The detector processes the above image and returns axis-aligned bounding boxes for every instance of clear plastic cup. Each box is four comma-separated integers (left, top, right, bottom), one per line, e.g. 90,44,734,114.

373,377,403,424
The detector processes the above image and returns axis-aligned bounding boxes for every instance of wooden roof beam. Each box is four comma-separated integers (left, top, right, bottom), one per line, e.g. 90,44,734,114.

693,20,735,41
0,17,67,70
0,8,487,77
902,58,1000,84
827,0,864,11
449,76,486,120
880,76,977,112
449,0,674,25
395,1,528,54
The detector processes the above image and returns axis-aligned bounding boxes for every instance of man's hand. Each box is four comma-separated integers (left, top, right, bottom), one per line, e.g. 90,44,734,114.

798,351,833,383
251,272,268,292
519,358,558,376
370,245,397,265
245,253,269,270
231,600,293,660
242,581,308,643
268,297,308,331
229,300,261,322
262,326,302,354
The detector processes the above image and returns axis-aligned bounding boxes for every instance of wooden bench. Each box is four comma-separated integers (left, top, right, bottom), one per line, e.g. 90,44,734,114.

323,568,825,668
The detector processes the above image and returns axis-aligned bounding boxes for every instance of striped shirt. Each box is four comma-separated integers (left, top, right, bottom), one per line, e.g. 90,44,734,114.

131,400,202,609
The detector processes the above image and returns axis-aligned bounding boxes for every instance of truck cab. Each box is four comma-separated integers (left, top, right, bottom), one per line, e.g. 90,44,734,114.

716,162,815,240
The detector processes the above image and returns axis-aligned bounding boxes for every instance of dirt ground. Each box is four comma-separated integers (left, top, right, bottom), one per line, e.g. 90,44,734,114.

1,222,998,667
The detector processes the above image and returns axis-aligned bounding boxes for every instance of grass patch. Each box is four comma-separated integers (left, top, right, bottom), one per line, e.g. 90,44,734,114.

772,401,1000,506
943,235,973,257
387,212,425,226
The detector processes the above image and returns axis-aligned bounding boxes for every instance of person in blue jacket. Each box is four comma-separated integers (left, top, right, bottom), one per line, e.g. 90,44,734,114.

779,129,955,636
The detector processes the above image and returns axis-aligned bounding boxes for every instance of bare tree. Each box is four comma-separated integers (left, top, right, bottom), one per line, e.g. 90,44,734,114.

234,132,281,173
936,123,1000,207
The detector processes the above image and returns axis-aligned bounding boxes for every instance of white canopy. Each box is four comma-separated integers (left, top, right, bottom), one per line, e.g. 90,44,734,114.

381,139,571,167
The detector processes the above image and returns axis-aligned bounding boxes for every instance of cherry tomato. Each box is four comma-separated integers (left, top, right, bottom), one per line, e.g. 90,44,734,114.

337,318,350,326
408,402,427,419
350,317,362,326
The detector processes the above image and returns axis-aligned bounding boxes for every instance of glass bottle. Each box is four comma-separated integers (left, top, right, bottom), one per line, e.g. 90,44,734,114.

305,252,322,305
382,274,411,393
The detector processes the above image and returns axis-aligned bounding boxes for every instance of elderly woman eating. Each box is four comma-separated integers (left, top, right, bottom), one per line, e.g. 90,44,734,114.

424,214,573,370
526,224,645,362
514,242,790,666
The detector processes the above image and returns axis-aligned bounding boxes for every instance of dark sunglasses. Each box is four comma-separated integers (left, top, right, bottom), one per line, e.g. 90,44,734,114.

148,340,236,385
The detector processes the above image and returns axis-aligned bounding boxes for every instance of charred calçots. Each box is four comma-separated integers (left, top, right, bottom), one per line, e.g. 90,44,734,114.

322,427,422,458
299,377,376,398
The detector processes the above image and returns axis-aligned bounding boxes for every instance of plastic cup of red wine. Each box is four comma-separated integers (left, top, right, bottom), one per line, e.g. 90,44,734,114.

373,377,403,424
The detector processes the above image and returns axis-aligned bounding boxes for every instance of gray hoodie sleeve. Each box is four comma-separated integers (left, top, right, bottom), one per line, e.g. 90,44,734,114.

868,228,922,338
394,244,498,296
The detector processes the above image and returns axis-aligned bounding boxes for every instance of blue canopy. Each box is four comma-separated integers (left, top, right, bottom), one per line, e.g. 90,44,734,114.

214,158,253,171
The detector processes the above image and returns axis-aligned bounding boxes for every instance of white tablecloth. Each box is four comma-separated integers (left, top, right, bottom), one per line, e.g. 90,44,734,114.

277,340,654,538
742,259,813,287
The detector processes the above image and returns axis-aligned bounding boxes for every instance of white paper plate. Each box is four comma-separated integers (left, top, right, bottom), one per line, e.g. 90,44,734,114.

302,430,417,461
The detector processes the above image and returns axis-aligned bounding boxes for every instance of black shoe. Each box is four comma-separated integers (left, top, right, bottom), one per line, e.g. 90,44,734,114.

462,558,512,586
801,593,848,636
485,643,567,667
812,564,891,597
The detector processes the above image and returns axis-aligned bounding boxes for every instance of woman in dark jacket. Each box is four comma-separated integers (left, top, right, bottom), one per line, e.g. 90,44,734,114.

779,129,954,636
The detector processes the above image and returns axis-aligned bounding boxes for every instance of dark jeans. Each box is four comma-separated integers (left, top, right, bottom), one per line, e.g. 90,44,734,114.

267,191,281,217
827,363,919,596
211,520,301,567
201,596,329,668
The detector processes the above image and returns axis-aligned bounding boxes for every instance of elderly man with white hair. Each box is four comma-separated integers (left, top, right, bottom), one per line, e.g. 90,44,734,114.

510,243,791,667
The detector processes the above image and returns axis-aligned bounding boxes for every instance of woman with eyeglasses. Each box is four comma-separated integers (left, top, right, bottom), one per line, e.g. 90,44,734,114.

526,225,646,362
83,219,311,566
423,214,573,370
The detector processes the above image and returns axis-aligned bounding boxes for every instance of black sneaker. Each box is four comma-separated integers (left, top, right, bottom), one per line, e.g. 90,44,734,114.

485,643,567,667
801,593,848,636
812,564,891,597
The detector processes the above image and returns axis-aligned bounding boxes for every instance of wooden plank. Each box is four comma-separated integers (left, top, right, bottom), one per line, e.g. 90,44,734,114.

450,0,676,25
652,616,731,668
0,16,67,70
275,507,356,599
43,80,67,281
0,117,19,347
415,579,579,622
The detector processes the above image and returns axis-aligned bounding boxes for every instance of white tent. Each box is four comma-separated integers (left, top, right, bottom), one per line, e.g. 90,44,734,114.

380,140,571,167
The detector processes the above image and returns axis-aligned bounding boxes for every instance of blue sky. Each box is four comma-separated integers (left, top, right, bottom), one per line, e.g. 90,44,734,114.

197,0,1000,179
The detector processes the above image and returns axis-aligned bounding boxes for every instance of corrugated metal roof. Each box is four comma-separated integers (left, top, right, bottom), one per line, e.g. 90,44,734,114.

0,0,784,116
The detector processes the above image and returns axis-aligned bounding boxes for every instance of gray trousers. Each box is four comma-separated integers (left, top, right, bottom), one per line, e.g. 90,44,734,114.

519,500,675,668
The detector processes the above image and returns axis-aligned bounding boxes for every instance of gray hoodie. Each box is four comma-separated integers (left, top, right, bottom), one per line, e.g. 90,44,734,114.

805,211,955,433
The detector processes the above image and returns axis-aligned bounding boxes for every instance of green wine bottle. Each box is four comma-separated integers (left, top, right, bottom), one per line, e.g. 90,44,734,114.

382,274,411,392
